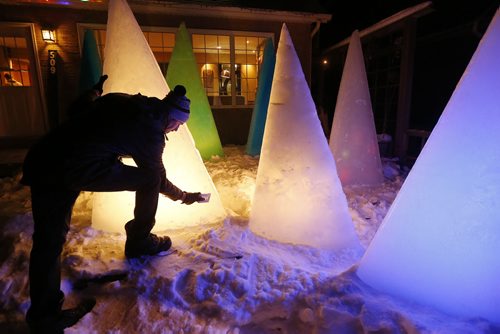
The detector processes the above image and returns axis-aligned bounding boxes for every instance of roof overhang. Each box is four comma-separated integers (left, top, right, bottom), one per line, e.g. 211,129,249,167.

131,1,331,23
322,1,433,55
0,0,331,24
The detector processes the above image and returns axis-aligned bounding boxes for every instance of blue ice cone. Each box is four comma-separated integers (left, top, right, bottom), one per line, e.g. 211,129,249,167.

79,29,102,93
245,38,275,156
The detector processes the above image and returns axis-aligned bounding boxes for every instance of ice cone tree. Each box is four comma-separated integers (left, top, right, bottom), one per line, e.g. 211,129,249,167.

246,38,275,156
329,30,383,186
249,24,362,252
92,0,226,233
166,22,224,160
79,29,102,93
357,9,500,323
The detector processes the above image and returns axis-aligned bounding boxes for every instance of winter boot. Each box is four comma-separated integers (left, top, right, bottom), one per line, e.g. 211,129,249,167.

27,297,96,333
56,298,96,330
125,233,172,258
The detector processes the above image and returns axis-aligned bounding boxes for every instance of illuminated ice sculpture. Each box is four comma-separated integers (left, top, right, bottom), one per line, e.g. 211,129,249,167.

329,30,383,186
249,24,362,252
92,0,226,233
357,9,500,323
166,22,224,160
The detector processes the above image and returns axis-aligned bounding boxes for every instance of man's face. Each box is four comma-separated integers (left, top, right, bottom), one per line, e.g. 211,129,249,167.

165,119,183,133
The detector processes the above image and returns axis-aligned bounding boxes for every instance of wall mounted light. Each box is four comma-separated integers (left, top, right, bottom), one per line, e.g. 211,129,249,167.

41,29,56,43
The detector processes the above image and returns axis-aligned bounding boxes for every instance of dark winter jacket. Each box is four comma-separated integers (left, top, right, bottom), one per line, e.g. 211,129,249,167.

21,92,184,200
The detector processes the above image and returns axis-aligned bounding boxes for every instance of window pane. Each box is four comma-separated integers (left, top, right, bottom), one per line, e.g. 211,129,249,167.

21,70,31,86
142,31,175,76
218,35,230,49
205,35,218,49
15,37,27,48
4,37,15,48
241,79,247,94
246,37,258,50
192,34,205,48
240,63,247,77
218,50,230,63
0,36,31,87
231,35,272,106
193,49,206,63
193,33,233,105
149,32,163,47
219,63,231,96
206,52,218,63
246,78,257,104
247,78,257,92
247,51,258,65
201,63,217,92
234,36,246,50
163,33,175,47
247,64,258,78
234,53,246,64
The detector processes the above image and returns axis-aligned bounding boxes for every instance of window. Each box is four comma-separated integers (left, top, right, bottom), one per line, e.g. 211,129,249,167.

91,29,106,64
79,25,272,107
144,31,175,75
0,36,31,87
193,32,270,107
192,33,231,105
235,35,267,106
83,27,175,77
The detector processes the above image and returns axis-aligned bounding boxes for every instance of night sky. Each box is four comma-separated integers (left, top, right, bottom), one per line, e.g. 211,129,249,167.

318,0,498,48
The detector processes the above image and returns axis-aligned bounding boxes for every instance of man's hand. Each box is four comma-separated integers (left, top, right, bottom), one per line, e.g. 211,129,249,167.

181,191,203,205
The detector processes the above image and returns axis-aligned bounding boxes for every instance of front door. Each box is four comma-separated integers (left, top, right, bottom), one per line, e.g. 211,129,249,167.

0,23,47,139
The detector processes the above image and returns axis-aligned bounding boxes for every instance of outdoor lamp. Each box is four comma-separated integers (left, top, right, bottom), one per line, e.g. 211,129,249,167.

41,29,56,43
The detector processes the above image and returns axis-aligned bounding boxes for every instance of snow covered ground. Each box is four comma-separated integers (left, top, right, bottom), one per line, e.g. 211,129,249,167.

0,146,497,333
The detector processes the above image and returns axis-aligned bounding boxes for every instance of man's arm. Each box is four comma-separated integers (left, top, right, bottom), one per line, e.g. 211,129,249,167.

131,125,185,201
130,96,202,204
160,171,184,201
67,75,108,119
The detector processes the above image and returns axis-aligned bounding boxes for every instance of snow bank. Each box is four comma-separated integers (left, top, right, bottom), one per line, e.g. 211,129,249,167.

0,147,496,333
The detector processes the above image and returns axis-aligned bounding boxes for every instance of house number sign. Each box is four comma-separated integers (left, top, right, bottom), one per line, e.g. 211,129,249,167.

48,50,57,75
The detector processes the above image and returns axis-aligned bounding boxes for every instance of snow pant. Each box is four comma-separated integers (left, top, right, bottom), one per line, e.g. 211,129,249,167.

27,161,161,322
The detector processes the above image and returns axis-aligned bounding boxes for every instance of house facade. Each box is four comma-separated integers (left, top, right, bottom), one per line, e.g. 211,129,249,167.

0,0,330,148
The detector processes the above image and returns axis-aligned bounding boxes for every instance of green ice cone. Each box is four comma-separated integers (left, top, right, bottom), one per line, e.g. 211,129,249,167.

166,22,224,160
79,29,102,93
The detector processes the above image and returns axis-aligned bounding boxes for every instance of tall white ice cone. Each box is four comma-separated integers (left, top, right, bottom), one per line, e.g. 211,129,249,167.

329,30,383,186
249,24,362,252
92,0,226,233
358,8,500,323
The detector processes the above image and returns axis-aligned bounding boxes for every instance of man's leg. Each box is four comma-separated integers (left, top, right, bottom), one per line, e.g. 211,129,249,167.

79,162,171,257
27,186,80,326
78,161,161,239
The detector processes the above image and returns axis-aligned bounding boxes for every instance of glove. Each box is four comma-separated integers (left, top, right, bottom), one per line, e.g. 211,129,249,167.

181,191,203,205
93,74,108,95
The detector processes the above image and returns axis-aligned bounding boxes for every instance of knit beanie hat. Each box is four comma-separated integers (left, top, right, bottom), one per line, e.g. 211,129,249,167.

164,85,190,123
